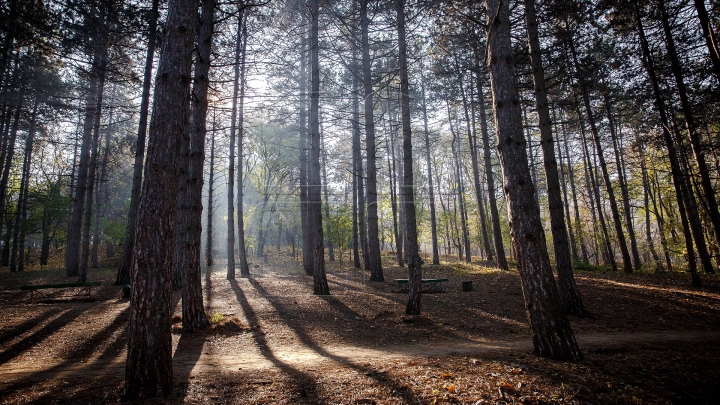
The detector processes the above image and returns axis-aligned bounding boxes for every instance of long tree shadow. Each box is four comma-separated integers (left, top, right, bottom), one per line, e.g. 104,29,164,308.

0,306,130,402
0,305,94,365
172,327,209,400
0,308,61,347
230,278,324,404
245,276,424,404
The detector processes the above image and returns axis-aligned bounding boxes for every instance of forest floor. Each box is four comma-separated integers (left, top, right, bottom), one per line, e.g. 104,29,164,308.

1,250,719,404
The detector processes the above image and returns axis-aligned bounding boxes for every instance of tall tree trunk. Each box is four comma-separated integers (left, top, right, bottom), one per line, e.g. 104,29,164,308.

578,113,616,271
236,10,250,277
361,0,383,281
180,0,215,331
79,53,107,283
568,38,632,273
351,71,363,268
0,92,23,248
561,120,588,262
321,127,335,261
226,6,245,280
604,92,642,270
634,3,702,285
206,114,215,267
554,113,578,261
524,0,587,317
458,66,492,260
309,0,329,295
659,0,720,253
124,0,199,397
474,58,508,269
116,0,159,285
66,53,100,277
640,146,664,271
387,130,403,266
447,103,471,263
421,72,440,265
10,104,36,273
299,29,312,275
93,98,113,269
649,172,673,271
396,0,422,315
484,0,581,360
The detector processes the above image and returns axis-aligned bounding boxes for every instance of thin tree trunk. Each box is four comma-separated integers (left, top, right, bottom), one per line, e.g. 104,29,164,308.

447,103,471,263
387,130,403,267
309,0,329,295
554,114,578,261
361,0,383,281
575,95,616,271
227,6,245,280
124,0,199,397
116,0,159,284
459,67,492,260
10,104,36,273
321,127,335,261
351,71,362,268
474,58,508,269
299,29,312,275
640,147,664,272
568,38,632,273
396,0,421,315
524,0,587,317
236,10,250,277
206,113,215,267
484,0,581,360
93,93,114,269
79,55,107,283
421,72,440,265
561,120,588,262
648,172,672,271
604,92,641,270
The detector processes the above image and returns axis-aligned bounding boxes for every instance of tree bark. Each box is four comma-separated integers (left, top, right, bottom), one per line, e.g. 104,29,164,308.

299,28,312,275
116,0,159,285
387,127,403,267
524,0,587,317
124,0,199,397
309,0,329,295
180,0,215,332
351,70,362,268
361,0,383,281
78,66,106,283
483,0,581,360
395,0,422,315
206,114,215,267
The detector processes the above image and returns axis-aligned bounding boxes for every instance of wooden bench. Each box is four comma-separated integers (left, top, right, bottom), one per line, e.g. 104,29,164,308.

20,281,101,301
392,278,449,293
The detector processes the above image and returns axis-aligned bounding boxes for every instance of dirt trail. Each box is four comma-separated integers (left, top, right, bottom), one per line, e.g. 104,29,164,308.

2,329,719,387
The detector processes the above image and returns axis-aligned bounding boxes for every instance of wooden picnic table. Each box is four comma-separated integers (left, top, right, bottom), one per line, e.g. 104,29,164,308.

20,281,101,301
392,278,449,293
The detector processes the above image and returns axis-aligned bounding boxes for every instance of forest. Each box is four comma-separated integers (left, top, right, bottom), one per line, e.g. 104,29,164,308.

0,0,719,403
